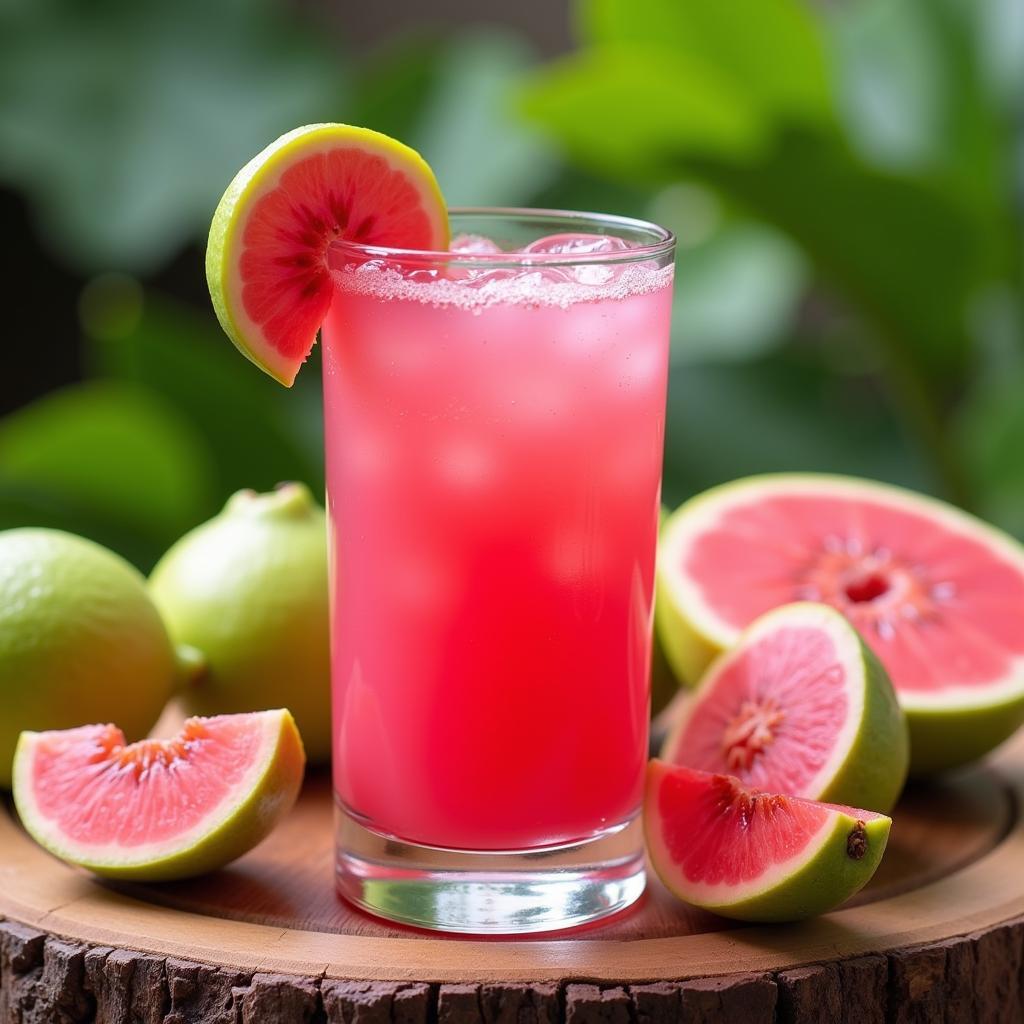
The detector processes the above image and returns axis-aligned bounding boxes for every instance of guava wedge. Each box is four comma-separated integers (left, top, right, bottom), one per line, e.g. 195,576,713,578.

206,123,449,386
656,474,1024,774
12,709,305,881
645,760,891,922
662,602,908,812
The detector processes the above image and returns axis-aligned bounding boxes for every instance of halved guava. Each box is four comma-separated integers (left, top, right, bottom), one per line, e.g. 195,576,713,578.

206,123,449,386
662,602,908,812
657,474,1024,773
13,709,305,881
645,760,891,922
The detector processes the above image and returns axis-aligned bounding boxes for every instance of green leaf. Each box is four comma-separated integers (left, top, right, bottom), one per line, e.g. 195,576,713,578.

522,0,1002,398
661,351,935,507
83,285,324,499
669,221,807,363
954,372,1024,538
832,0,1011,237
581,0,833,124
0,381,216,567
525,47,978,381
406,31,560,207
952,294,1024,537
0,0,348,272
687,134,979,381
520,48,768,178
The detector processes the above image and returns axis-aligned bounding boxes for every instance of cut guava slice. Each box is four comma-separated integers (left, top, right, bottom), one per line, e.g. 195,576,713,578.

206,123,448,386
12,709,305,881
657,474,1024,774
661,602,907,812
645,760,891,922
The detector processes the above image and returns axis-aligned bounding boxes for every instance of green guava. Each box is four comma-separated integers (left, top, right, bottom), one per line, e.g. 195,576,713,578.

0,528,178,788
149,484,331,761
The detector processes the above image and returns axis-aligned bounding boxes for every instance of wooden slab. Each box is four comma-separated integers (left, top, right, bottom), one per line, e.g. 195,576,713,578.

2,731,1024,1022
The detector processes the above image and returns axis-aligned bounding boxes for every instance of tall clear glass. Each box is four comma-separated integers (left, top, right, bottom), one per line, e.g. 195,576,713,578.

323,209,675,933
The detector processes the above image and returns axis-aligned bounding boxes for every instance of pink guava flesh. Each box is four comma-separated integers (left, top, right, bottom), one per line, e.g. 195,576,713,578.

28,717,265,846
239,149,437,362
685,493,1024,694
675,625,849,793
654,764,883,886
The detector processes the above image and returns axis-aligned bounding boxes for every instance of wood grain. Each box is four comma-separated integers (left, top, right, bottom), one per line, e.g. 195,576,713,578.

2,732,1024,1021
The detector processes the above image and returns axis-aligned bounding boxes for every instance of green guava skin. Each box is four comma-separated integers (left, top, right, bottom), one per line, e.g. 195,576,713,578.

656,475,1024,776
0,529,178,789
645,760,891,923
820,637,908,812
149,484,332,762
653,583,720,690
650,504,682,717
905,697,1024,777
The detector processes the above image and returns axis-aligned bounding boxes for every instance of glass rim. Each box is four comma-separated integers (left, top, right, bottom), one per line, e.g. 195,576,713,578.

330,206,676,268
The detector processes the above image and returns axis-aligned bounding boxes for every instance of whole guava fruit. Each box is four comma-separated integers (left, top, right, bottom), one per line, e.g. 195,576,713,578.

0,528,179,788
149,483,331,761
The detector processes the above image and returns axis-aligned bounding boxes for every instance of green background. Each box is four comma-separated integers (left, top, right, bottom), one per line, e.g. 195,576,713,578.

2,0,1023,568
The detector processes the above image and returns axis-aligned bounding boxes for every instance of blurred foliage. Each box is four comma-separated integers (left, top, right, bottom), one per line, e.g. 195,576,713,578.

523,0,1024,516
1,0,1023,567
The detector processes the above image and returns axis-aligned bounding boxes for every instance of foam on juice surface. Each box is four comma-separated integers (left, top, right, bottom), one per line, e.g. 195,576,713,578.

330,232,673,310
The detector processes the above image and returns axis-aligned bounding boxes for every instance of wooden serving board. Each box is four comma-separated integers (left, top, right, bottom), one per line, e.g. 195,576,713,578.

2,727,1024,1022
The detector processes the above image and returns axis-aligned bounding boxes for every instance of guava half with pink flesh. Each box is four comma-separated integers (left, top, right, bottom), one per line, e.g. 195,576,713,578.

645,760,891,922
12,709,305,881
656,474,1024,774
662,602,908,812
206,123,448,386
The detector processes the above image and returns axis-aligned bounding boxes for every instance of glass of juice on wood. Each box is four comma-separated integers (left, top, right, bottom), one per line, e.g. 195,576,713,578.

325,208,675,933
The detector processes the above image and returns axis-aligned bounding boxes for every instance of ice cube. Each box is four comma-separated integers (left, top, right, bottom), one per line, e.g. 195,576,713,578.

407,268,440,283
520,233,633,257
573,264,617,286
450,233,504,255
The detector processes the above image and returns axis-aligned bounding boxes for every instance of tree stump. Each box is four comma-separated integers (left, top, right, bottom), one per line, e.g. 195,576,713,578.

3,732,1024,1022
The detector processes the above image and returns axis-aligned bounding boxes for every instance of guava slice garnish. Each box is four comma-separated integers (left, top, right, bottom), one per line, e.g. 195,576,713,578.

206,123,448,386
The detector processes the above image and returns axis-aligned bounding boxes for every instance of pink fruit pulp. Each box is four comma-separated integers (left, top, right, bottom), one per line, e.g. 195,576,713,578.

239,148,440,364
686,491,1024,694
27,717,264,846
323,241,673,850
652,762,883,886
674,625,849,793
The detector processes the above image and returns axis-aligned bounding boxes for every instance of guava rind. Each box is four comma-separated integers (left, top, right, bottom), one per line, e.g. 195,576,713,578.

12,709,305,882
816,637,908,810
645,760,891,923
656,473,1024,774
904,695,1024,777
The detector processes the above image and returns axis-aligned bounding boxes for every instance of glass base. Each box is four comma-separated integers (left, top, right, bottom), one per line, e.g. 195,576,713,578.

335,801,646,935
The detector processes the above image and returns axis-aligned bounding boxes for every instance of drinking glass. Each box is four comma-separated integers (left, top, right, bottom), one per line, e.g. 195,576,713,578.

323,209,675,933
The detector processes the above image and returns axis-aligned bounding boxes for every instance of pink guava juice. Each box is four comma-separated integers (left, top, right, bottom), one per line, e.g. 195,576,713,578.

323,220,674,852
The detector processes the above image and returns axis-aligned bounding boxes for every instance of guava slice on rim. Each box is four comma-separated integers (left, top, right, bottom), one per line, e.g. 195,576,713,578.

661,602,908,812
12,709,305,881
206,123,449,386
645,760,891,922
656,473,1024,774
